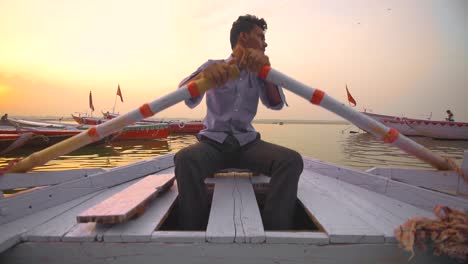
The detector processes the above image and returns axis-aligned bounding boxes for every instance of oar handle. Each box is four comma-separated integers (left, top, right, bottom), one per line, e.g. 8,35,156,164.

257,65,453,171
6,65,240,173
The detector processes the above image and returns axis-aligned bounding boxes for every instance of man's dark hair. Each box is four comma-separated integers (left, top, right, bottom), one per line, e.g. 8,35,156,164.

230,14,267,49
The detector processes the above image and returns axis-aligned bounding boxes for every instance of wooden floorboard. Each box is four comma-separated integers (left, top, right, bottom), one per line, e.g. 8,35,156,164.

103,184,178,242
232,176,265,243
302,157,468,211
265,231,329,244
367,167,468,195
0,155,175,225
206,177,236,243
62,222,112,242
206,176,265,243
298,173,384,244
77,174,175,224
302,171,434,243
0,192,98,253
25,179,138,242
152,231,206,243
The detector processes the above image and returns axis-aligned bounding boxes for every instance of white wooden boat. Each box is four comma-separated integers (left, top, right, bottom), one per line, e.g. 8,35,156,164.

0,151,466,264
7,118,71,129
363,112,468,140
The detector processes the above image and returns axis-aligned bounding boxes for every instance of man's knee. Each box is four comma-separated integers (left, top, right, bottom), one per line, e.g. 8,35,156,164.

287,150,303,175
174,147,199,166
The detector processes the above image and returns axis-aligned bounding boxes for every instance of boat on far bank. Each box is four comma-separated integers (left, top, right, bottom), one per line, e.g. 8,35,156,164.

0,115,170,155
362,112,468,140
102,112,204,134
0,124,102,154
71,114,170,140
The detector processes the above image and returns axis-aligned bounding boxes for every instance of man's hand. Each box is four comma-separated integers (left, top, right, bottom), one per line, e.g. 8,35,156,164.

233,46,270,73
200,62,232,87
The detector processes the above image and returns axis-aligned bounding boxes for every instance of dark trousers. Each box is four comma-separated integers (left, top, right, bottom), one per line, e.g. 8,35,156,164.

174,134,303,230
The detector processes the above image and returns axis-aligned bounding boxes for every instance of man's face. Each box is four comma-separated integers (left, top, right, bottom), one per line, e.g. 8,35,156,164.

243,25,267,53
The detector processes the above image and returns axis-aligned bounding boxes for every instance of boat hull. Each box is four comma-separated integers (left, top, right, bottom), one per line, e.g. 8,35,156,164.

104,112,203,134
0,134,21,150
0,241,449,264
363,112,468,140
114,124,169,140
72,114,169,139
168,122,204,134
71,114,104,125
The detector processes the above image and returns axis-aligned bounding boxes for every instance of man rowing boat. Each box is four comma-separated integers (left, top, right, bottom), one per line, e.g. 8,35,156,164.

174,14,303,230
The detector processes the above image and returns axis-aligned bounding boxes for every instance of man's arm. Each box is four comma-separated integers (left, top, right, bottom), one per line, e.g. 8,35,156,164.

233,46,282,106
265,80,282,106
180,62,232,88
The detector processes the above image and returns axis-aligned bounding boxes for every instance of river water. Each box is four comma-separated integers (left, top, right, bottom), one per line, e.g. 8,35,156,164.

1,123,467,172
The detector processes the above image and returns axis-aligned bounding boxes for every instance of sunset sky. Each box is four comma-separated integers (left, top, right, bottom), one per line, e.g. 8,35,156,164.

0,0,466,121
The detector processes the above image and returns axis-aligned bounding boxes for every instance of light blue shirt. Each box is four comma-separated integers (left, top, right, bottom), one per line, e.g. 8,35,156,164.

179,57,287,146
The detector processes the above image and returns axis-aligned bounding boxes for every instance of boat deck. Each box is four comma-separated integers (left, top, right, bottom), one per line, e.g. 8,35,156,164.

0,154,466,264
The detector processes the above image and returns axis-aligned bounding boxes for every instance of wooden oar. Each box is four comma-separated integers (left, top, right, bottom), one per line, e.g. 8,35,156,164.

5,67,240,173
257,65,455,171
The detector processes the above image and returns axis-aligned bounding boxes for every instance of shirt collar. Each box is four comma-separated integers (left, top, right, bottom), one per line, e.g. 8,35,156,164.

225,54,234,63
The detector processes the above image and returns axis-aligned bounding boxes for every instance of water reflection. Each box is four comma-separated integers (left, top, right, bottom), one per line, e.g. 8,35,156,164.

1,125,467,172
0,135,198,172
339,132,467,169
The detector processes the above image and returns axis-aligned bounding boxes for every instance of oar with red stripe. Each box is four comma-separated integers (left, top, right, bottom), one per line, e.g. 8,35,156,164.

257,65,457,172
5,66,240,173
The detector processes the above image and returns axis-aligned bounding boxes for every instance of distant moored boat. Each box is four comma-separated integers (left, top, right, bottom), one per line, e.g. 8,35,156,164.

362,112,468,140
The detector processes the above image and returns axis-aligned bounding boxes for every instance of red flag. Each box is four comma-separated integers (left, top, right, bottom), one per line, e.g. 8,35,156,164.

346,85,357,107
89,91,95,111
117,84,124,102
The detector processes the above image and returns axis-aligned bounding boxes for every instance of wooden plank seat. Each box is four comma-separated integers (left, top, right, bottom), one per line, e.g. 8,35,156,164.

204,169,330,245
76,173,175,224
206,173,265,244
205,169,270,193
213,168,256,177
